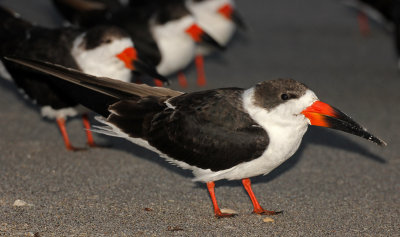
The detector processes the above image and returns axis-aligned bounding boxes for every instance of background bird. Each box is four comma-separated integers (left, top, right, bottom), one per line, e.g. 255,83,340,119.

0,5,163,150
52,0,224,87
7,57,386,218
187,0,246,86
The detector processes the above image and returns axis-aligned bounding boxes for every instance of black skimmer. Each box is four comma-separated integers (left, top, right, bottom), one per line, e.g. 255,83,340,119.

52,0,224,87
0,5,164,150
187,0,245,86
7,57,387,218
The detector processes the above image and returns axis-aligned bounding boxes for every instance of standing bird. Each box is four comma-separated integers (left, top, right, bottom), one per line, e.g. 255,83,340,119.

0,6,163,150
52,0,224,87
187,0,246,86
7,57,387,217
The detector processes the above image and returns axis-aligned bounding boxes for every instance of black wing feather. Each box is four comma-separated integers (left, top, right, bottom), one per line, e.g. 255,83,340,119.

108,89,269,171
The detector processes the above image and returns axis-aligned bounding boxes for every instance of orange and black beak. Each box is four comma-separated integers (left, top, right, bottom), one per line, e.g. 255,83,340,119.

217,3,246,30
302,101,387,146
116,47,168,83
185,24,225,50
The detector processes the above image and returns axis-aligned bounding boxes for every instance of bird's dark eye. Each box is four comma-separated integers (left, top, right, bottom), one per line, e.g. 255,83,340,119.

281,93,289,100
104,39,112,44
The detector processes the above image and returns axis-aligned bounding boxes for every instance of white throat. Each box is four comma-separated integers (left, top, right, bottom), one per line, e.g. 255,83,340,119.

71,33,133,82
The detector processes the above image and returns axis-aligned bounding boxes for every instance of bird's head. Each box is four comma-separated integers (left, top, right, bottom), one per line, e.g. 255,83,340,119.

250,79,386,146
72,26,167,82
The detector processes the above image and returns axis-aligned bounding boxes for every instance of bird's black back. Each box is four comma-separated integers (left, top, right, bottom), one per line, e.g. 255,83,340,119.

108,88,270,171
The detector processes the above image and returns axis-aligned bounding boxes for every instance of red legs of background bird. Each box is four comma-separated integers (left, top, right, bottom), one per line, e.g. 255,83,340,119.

206,181,237,218
56,117,82,151
82,114,97,147
242,178,282,215
177,71,188,88
195,55,206,87
357,11,370,36
154,72,187,88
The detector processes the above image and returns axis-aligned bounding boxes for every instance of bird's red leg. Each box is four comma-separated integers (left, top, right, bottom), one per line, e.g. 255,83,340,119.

177,71,188,88
195,55,206,87
82,114,96,147
357,11,370,36
242,178,282,215
56,117,81,151
206,181,237,218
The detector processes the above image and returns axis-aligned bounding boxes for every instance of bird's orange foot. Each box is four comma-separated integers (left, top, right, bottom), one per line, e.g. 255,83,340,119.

215,212,237,218
253,209,283,215
66,145,87,152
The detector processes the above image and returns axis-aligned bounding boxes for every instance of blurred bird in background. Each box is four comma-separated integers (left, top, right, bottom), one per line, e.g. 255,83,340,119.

187,0,246,86
0,5,164,150
52,0,226,87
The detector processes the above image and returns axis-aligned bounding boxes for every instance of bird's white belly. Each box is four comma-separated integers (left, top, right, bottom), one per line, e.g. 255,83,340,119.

156,36,195,76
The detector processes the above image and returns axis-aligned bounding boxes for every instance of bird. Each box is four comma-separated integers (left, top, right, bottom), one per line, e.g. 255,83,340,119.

186,0,246,86
0,5,164,151
52,0,224,87
5,57,387,218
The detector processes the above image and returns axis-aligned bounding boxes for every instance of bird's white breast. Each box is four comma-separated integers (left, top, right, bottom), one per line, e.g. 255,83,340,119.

151,15,197,76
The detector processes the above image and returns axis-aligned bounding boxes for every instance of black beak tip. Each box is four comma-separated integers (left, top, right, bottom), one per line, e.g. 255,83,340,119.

201,33,225,51
232,11,247,31
373,137,387,147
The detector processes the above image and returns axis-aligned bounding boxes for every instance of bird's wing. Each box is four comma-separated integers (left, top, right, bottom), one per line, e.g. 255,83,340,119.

107,88,270,172
0,26,84,109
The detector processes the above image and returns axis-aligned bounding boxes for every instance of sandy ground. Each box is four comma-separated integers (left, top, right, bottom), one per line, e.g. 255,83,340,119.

0,0,399,236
